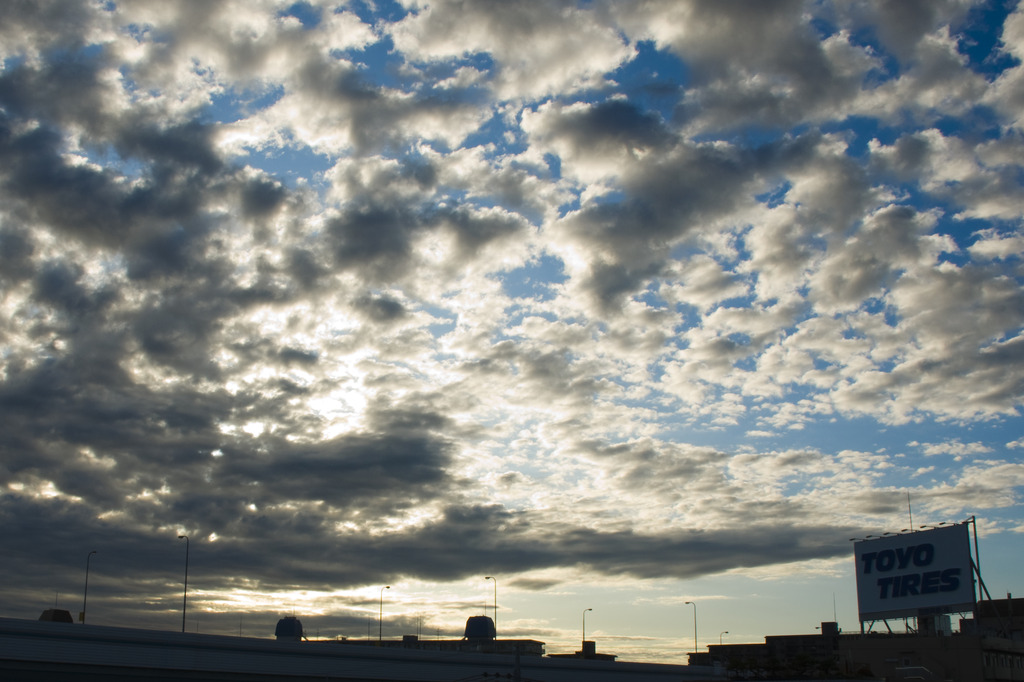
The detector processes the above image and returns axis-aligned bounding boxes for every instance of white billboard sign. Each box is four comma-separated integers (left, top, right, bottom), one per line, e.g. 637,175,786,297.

854,524,975,621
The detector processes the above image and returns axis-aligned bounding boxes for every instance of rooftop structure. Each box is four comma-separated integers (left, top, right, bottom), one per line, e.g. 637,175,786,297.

689,598,1024,681
0,616,722,681
305,616,548,658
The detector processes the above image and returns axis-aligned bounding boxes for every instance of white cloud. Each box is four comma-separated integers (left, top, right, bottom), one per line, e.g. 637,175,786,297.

391,0,634,100
917,440,994,456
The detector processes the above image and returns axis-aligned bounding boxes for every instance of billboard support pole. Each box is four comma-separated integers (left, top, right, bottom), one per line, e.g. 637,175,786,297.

972,559,994,602
967,516,984,623
962,516,1013,637
968,516,979,572
970,556,1014,637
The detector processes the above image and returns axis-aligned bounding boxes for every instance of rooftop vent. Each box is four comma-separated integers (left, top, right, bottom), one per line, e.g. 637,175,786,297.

38,609,74,623
275,616,304,641
463,615,496,641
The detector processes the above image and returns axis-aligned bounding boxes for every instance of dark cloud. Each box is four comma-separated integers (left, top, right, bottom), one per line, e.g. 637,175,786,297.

838,0,974,64
325,200,526,283
285,248,328,290
353,293,408,323
437,205,528,259
240,177,288,219
0,226,35,283
0,118,133,245
0,489,858,622
638,0,859,131
328,204,419,280
534,523,857,579
556,132,829,309
118,121,223,177
0,47,116,132
809,204,930,311
543,100,673,154
219,432,454,508
293,58,485,154
0,0,100,57
279,346,319,366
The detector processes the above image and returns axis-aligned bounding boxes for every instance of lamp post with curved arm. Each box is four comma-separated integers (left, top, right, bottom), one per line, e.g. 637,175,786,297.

379,585,390,641
81,550,97,624
685,601,697,653
484,576,497,636
720,630,729,645
178,536,189,633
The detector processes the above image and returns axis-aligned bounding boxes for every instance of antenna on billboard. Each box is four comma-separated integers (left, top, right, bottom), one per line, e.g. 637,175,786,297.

907,491,913,530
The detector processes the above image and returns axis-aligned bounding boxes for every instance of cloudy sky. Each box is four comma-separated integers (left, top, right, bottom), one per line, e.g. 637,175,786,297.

2,0,1024,662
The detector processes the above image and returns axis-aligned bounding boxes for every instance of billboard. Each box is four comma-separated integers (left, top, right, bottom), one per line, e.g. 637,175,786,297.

854,523,975,621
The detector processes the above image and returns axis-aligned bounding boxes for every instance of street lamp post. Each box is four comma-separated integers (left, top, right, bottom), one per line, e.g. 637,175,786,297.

379,585,390,641
178,535,189,633
685,601,697,653
720,630,729,645
582,608,593,655
81,550,97,624
484,576,497,636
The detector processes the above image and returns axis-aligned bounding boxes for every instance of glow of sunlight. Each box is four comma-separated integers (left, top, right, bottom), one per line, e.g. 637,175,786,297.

311,386,369,436
124,485,172,505
202,588,367,617
79,447,117,469
213,348,239,371
358,504,444,537
725,557,849,581
7,478,83,503
243,421,266,437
